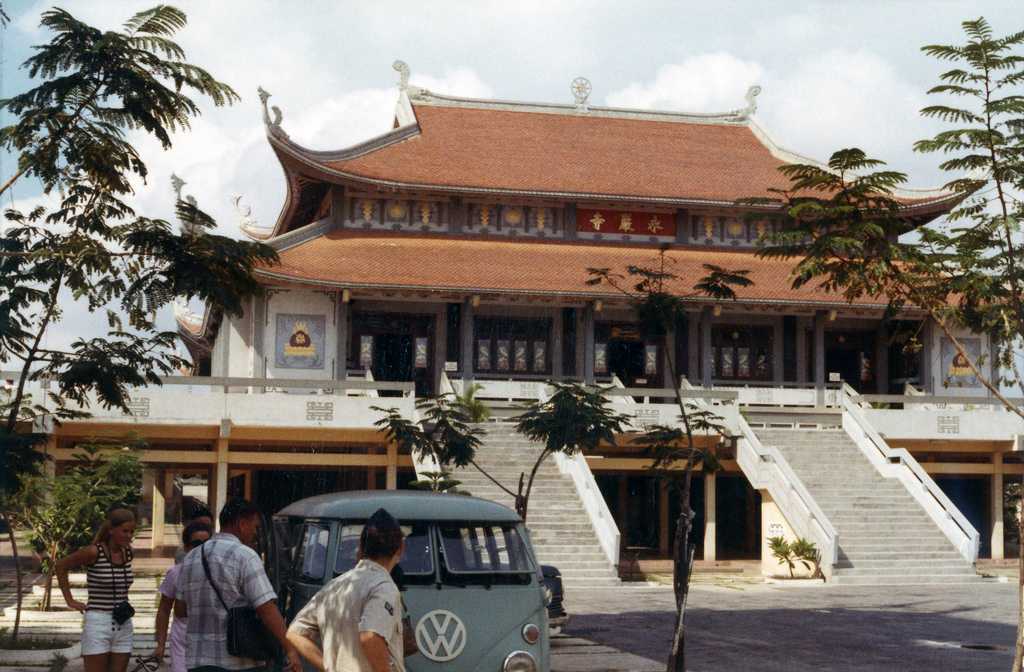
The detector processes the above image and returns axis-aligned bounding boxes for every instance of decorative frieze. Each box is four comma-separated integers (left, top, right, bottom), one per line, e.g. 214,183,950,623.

346,196,449,232
692,213,780,247
576,208,675,242
464,203,562,237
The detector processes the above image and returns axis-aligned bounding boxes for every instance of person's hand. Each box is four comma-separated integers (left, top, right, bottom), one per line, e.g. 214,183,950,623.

66,598,86,613
284,647,304,672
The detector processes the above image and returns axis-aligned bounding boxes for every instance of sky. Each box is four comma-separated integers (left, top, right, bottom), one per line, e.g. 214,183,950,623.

1,0,1022,353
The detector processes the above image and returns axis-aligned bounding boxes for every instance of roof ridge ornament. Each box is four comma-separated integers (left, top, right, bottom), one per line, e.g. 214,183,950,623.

170,173,185,202
233,194,273,241
257,86,288,138
571,76,592,111
393,60,411,91
736,85,762,120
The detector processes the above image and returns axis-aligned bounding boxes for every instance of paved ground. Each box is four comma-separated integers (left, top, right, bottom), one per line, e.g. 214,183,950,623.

552,579,1019,671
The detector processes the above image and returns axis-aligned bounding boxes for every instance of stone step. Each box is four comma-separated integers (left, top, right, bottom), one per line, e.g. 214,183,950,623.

832,574,983,586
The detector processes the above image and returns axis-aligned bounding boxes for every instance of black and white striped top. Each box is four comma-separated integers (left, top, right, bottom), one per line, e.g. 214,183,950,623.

86,544,134,612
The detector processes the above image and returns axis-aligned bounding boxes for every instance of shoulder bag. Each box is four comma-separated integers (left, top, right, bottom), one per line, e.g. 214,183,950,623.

200,541,279,661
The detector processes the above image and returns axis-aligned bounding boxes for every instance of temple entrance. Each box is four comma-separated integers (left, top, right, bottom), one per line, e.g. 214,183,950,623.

824,331,876,393
351,313,434,396
596,323,659,387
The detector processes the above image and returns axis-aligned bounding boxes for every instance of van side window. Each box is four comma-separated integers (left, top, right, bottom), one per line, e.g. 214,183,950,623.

294,522,330,581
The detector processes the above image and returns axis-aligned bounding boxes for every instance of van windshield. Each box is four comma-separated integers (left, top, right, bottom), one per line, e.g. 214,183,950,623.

334,521,434,576
438,522,533,574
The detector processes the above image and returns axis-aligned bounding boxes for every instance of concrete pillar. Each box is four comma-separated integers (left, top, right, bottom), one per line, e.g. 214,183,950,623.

703,472,716,561
460,298,475,384
659,481,670,557
876,322,889,394
583,303,596,384
687,313,700,383
575,310,586,381
252,295,267,380
772,317,784,384
700,307,713,388
337,300,350,381
814,310,826,405
796,317,808,384
992,452,1005,560
552,309,564,379
662,327,676,389
386,441,398,490
151,469,166,551
433,308,446,394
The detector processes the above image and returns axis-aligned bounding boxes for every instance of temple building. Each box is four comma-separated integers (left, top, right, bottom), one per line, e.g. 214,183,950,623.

37,62,1021,584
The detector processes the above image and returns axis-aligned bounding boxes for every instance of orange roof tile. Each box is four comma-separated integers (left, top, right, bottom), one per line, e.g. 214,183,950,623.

259,231,889,308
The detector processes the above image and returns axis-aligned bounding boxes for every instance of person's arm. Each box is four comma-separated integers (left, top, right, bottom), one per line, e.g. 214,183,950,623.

55,545,97,613
358,632,392,672
153,595,174,660
254,601,302,671
286,591,324,672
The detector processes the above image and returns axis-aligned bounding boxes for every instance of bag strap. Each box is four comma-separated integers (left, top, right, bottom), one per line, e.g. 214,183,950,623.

200,542,230,613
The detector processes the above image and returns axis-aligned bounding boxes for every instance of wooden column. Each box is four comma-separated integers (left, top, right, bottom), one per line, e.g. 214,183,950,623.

151,469,166,552
583,303,596,385
214,420,230,523
700,307,713,388
367,467,378,491
575,310,586,380
796,317,808,383
433,308,446,394
551,308,564,380
992,452,1005,560
460,298,475,384
703,472,717,561
386,441,398,490
772,317,784,384
814,310,826,405
687,313,700,383
337,299,349,380
659,481,670,557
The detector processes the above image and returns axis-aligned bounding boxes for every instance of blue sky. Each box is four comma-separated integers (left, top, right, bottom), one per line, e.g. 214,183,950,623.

1,0,1021,349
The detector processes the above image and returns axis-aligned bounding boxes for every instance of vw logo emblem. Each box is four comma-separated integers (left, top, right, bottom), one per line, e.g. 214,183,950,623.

415,609,467,662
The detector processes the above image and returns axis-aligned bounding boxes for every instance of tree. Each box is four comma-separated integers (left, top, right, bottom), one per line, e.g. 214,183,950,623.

587,253,749,672
12,441,142,611
512,382,629,520
0,5,276,639
749,17,1024,668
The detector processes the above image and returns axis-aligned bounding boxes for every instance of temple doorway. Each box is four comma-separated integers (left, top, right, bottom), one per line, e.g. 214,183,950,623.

596,323,660,387
823,330,877,393
351,313,434,396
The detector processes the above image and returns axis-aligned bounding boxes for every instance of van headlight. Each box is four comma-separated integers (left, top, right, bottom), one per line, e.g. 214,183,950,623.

503,651,537,672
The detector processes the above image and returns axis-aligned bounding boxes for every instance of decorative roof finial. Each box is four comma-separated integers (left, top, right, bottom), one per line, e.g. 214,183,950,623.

232,194,272,240
393,60,410,91
257,86,287,137
170,173,185,201
740,84,762,119
571,76,592,110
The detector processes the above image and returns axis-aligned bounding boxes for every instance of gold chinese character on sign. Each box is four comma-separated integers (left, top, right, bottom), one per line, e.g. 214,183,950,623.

619,213,634,232
590,211,606,231
648,215,663,234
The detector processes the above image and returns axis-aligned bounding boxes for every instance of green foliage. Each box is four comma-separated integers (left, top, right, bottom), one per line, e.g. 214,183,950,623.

790,538,825,581
455,383,490,423
373,395,485,468
11,440,142,608
768,536,797,578
0,5,277,434
407,471,470,495
513,382,630,456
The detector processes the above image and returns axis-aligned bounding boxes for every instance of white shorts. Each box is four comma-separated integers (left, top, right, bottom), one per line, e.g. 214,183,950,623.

82,610,134,656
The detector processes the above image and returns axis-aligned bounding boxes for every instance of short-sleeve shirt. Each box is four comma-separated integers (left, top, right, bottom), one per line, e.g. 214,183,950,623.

288,559,404,672
175,533,277,671
158,565,188,672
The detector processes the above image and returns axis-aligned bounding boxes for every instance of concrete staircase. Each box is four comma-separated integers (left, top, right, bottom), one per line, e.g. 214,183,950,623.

755,428,979,585
452,422,620,587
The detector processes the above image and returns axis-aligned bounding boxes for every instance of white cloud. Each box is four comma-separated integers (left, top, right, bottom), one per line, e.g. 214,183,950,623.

605,53,764,112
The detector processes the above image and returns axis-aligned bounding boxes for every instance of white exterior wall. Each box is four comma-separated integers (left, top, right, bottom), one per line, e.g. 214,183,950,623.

226,308,254,378
264,289,339,381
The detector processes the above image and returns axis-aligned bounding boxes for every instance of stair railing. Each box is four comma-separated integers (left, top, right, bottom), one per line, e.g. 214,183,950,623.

681,378,839,576
840,383,980,562
543,384,622,569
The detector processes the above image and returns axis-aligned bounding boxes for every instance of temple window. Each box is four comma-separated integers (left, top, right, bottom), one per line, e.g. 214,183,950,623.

474,317,552,375
711,325,773,381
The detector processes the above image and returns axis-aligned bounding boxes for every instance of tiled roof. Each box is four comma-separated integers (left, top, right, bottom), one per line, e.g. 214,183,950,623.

259,230,890,308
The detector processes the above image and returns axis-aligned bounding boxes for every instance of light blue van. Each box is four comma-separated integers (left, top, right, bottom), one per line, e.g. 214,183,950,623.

269,491,550,672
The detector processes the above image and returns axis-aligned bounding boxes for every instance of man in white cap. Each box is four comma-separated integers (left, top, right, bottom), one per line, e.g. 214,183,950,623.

286,508,406,672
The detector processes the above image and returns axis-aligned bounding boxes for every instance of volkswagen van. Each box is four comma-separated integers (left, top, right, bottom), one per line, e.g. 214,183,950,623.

268,491,550,672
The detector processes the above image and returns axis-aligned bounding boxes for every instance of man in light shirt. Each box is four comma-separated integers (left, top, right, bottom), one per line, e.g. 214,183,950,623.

287,508,406,672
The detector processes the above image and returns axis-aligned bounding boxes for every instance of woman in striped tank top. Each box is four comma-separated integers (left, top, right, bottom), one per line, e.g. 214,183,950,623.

55,508,137,672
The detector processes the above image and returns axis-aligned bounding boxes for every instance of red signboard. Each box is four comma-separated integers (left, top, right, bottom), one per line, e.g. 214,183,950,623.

576,209,676,238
